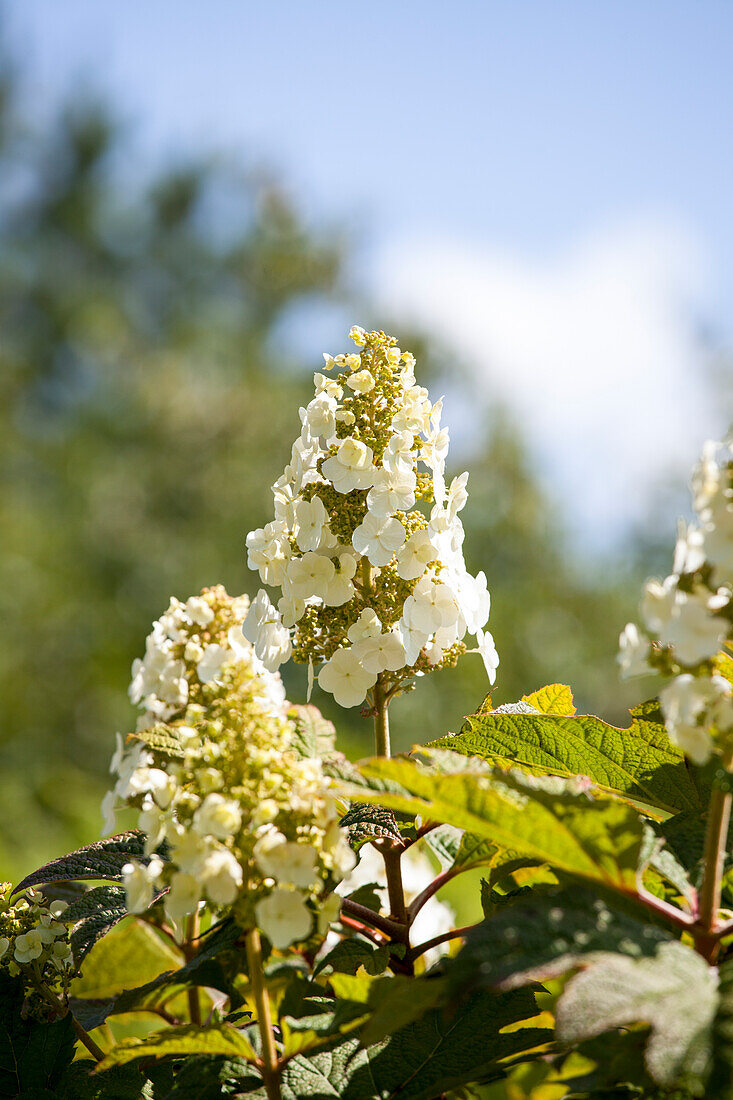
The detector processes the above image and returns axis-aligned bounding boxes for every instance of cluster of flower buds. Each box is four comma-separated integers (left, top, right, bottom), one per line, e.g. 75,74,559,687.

244,327,498,709
619,432,733,763
107,587,355,948
0,884,72,1002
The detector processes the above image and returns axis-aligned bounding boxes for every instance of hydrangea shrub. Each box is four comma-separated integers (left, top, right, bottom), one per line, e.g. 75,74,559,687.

8,330,733,1100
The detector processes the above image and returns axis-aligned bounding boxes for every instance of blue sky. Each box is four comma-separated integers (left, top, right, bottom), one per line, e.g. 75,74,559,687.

7,1,733,538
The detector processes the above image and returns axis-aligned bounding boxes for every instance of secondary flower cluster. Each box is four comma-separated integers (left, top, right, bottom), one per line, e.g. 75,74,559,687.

619,431,733,763
107,587,355,948
0,884,72,1004
244,327,498,709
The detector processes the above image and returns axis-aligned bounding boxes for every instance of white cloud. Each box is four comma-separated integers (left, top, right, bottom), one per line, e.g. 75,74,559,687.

375,219,720,544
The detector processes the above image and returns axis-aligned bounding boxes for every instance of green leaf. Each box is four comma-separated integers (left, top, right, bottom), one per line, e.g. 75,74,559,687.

427,699,700,817
60,884,130,966
241,985,550,1100
445,882,673,996
157,1055,256,1099
339,804,403,846
57,1060,156,1100
71,918,183,1000
0,974,76,1098
555,941,718,1091
97,1023,257,1071
347,757,646,891
423,825,462,868
14,832,165,892
288,704,336,758
72,918,242,1030
521,683,576,715
356,986,549,1099
359,975,448,1047
315,938,390,978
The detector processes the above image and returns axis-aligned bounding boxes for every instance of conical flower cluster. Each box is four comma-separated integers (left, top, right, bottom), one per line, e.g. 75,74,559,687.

244,327,498,708
105,586,354,948
619,431,733,763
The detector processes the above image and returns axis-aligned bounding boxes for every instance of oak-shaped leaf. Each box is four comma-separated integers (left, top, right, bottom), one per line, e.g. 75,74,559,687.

429,698,700,817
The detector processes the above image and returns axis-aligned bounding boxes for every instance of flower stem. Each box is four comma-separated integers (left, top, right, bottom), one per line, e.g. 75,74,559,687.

185,911,201,1026
33,977,105,1062
372,676,391,758
245,927,281,1100
371,683,410,965
695,767,732,961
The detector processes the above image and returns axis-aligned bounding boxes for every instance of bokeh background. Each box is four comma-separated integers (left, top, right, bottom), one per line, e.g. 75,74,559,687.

2,2,731,883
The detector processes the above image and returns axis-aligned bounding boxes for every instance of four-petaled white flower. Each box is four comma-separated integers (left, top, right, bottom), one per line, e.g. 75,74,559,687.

287,552,335,600
346,369,375,393
321,437,375,493
475,627,500,685
367,468,416,518
242,589,292,671
193,793,242,840
402,576,459,635
201,847,244,906
396,530,436,581
318,647,377,707
354,630,407,674
294,497,331,553
14,929,44,964
617,623,651,679
352,513,406,568
197,643,228,684
255,886,313,949
254,831,320,888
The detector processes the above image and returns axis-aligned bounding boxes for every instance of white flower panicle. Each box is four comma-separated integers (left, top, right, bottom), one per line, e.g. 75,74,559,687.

107,586,355,949
619,431,733,763
244,328,498,710
0,884,73,1009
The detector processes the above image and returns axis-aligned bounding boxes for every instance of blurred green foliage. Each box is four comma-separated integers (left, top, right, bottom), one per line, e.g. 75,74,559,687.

0,61,653,881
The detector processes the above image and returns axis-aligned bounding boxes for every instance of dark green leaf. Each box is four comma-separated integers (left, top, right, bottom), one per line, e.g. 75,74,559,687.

14,832,163,892
0,975,76,1098
340,804,402,845
315,938,390,977
556,942,718,1091
446,883,673,996
72,918,243,1029
97,1022,257,1070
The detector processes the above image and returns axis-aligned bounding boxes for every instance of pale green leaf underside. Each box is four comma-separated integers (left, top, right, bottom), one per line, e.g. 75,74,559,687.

347,759,645,890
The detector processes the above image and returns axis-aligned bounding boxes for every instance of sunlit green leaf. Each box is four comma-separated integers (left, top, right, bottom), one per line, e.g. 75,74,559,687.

347,757,645,890
427,699,699,816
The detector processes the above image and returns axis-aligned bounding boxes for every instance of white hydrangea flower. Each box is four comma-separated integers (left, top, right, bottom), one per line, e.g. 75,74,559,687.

294,496,331,553
352,512,407,568
617,623,651,679
346,369,375,393
621,430,733,764
318,648,377,708
193,793,242,840
255,886,313,949
244,328,498,712
321,437,376,493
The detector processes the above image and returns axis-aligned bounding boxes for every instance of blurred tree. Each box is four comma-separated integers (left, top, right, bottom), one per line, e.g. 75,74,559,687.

0,58,652,880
